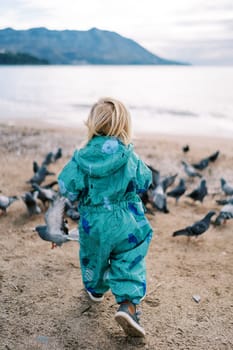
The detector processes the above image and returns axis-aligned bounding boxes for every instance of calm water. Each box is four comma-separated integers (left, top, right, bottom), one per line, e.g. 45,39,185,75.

0,65,233,137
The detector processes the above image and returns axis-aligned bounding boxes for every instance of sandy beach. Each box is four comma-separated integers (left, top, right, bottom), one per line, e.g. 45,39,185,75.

0,122,233,350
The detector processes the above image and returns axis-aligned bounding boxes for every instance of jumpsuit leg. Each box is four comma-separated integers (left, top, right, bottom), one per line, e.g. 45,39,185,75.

109,229,152,305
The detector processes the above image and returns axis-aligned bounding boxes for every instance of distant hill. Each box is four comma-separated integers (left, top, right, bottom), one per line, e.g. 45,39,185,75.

0,51,49,65
0,27,187,65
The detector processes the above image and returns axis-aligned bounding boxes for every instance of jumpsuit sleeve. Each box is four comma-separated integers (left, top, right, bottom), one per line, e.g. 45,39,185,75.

58,150,84,203
135,155,152,194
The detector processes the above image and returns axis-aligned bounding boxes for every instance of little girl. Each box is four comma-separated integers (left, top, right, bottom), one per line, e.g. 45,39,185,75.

58,97,153,337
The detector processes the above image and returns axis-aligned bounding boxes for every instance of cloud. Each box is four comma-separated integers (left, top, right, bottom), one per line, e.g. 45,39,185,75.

0,0,232,65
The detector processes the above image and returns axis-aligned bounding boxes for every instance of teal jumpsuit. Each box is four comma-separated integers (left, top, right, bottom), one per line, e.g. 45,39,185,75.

58,136,153,304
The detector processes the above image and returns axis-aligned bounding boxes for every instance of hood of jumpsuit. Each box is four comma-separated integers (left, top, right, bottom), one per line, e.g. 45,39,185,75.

77,136,133,178
73,136,136,207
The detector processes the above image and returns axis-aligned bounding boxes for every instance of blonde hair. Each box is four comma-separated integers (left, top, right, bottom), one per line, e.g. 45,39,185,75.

85,97,132,145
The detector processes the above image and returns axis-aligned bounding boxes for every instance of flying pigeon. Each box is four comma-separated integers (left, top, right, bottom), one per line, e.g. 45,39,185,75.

0,195,18,214
186,179,208,203
148,184,169,213
220,178,233,196
167,178,186,203
181,161,202,178
172,211,216,239
21,191,41,215
32,183,57,206
34,197,79,249
213,203,233,225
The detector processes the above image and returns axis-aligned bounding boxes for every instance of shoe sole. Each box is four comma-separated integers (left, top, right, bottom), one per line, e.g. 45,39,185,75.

115,311,145,337
86,290,104,302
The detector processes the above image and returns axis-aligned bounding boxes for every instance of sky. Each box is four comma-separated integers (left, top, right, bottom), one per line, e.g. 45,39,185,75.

0,0,233,65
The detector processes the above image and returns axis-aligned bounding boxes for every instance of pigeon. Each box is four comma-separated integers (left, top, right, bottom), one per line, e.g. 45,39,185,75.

147,165,177,191
216,198,233,206
53,147,62,162
213,203,233,225
43,181,58,189
192,157,209,170
32,183,57,206
167,178,186,203
27,165,55,186
0,195,18,214
208,150,220,162
161,173,178,192
147,165,160,188
186,179,208,203
42,148,63,166
220,178,233,196
42,152,54,166
21,191,41,215
172,211,216,239
181,161,202,178
182,145,190,153
148,184,169,213
33,160,40,174
34,197,79,249
64,199,80,222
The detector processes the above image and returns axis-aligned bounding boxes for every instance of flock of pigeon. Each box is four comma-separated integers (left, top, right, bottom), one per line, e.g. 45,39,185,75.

0,147,79,248
141,147,233,240
0,145,233,247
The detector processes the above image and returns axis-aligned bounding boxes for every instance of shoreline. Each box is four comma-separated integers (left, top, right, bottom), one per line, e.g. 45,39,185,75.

1,117,233,143
1,118,233,156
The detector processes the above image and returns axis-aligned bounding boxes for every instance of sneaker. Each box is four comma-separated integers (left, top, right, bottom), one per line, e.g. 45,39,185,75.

115,302,145,337
86,290,104,302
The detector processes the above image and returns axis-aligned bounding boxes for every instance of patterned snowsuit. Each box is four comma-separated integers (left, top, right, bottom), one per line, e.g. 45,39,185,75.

58,136,153,304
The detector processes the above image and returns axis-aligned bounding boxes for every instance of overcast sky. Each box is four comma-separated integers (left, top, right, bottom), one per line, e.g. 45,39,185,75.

1,0,233,65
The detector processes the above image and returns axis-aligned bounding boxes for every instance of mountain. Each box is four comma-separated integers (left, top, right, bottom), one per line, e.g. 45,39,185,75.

0,27,187,65
0,51,49,65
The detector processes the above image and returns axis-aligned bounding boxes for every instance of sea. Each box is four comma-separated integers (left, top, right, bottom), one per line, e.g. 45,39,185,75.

0,65,233,138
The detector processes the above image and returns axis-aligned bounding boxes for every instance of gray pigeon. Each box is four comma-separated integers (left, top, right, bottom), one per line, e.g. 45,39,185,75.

148,184,169,213
214,203,233,225
161,173,178,192
181,161,202,178
147,165,160,188
27,165,55,186
34,197,79,248
172,211,216,239
220,178,233,196
64,198,80,222
167,178,186,203
192,157,209,170
21,191,41,215
32,183,57,206
0,195,18,214
186,179,208,203
216,198,233,206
